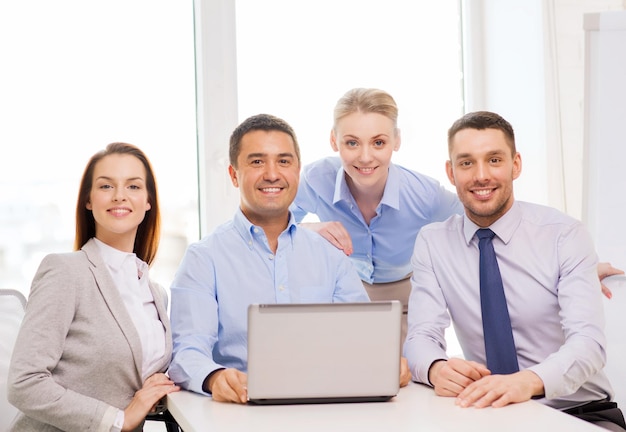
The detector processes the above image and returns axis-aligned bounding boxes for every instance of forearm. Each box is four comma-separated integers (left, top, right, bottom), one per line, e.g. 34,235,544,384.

528,336,605,399
168,341,224,395
8,371,113,431
169,256,222,394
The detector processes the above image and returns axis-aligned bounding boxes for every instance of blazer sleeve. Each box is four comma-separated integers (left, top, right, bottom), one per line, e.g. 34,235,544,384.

7,253,118,432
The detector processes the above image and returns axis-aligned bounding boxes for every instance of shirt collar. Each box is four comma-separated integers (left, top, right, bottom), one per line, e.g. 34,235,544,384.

332,163,401,210
462,200,522,245
332,166,350,204
233,207,298,249
93,237,142,271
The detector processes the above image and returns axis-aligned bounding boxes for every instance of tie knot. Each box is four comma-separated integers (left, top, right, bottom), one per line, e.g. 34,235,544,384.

476,228,495,241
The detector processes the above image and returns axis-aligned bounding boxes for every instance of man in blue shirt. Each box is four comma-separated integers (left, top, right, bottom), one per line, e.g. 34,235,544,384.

168,114,381,404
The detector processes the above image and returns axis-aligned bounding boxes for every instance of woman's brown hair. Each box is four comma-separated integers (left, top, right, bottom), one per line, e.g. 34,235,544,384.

74,142,161,265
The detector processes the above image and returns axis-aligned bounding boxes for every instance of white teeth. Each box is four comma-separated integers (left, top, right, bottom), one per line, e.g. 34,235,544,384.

358,167,374,173
110,209,130,215
261,188,281,193
474,190,492,196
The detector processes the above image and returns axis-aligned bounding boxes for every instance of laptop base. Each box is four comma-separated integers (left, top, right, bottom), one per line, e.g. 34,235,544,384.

248,395,394,405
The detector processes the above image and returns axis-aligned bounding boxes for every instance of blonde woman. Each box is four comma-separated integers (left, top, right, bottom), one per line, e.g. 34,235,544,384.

292,88,462,340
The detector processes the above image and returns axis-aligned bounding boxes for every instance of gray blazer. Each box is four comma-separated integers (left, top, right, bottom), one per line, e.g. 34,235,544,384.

8,238,173,432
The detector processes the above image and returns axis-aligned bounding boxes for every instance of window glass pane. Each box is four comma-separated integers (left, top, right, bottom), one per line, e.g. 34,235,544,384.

235,0,463,187
0,1,198,297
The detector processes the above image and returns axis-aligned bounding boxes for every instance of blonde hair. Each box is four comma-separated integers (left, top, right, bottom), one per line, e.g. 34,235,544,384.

333,88,399,129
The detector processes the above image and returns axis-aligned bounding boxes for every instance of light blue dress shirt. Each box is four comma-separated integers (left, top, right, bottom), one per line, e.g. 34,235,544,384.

291,157,462,283
168,208,369,395
405,200,614,410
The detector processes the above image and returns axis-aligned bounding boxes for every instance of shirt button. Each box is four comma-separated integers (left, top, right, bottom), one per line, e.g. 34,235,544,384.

253,227,260,233
268,254,274,260
279,285,285,291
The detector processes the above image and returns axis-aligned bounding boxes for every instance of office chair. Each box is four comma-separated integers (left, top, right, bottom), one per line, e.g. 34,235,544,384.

0,289,27,431
145,408,181,432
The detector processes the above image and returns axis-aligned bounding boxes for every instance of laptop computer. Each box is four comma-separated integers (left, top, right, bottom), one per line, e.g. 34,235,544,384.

246,301,402,405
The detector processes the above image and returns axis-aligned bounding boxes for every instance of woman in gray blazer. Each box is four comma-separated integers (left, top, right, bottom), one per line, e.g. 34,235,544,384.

8,143,179,431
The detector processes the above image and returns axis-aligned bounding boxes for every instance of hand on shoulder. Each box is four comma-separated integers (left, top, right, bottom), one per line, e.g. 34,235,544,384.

598,262,624,299
299,221,353,256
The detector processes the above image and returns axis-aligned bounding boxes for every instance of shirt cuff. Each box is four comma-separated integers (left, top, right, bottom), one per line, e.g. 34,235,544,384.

111,409,124,432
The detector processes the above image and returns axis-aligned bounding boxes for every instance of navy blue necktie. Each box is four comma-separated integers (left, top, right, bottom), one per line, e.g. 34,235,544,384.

476,228,519,374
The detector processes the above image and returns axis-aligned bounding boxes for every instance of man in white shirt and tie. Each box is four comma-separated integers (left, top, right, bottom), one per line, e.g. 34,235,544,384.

404,111,625,431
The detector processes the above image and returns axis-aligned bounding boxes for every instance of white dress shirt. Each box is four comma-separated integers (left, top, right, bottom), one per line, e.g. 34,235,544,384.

95,238,166,380
404,200,614,410
95,239,167,431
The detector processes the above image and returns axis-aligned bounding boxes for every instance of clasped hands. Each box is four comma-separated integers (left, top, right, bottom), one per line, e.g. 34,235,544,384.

428,358,544,409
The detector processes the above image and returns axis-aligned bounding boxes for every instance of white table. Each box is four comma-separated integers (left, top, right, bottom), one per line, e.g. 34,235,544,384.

167,382,603,432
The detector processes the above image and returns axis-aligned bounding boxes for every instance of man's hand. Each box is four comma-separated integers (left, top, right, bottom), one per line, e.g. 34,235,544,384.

208,368,248,404
299,221,353,256
456,370,544,408
598,262,624,299
399,357,411,387
428,358,490,397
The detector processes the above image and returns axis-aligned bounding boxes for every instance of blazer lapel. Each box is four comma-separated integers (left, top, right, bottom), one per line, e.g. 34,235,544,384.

82,239,144,380
148,282,173,374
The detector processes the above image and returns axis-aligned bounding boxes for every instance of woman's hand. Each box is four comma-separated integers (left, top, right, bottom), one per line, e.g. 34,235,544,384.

598,262,624,299
122,373,180,431
299,221,353,255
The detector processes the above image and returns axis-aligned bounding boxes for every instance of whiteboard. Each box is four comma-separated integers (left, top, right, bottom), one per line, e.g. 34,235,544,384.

583,11,626,268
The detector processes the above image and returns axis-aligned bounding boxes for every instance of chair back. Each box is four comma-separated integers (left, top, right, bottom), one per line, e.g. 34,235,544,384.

0,289,27,431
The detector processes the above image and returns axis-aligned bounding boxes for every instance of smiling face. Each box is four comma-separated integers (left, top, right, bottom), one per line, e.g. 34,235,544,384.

228,129,300,228
446,127,521,227
86,153,152,251
331,111,400,195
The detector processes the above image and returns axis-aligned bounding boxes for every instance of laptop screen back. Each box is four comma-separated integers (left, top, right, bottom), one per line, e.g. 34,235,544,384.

246,301,402,404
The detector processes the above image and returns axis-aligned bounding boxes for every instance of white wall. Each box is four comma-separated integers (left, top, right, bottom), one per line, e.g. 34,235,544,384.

550,0,625,218
197,0,465,236
463,0,625,214
583,10,626,270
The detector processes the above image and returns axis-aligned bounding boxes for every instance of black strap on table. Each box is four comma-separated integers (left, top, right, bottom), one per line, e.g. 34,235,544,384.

563,400,626,430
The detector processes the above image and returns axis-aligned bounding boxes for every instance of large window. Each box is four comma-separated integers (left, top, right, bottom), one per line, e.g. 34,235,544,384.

195,0,464,233
1,1,463,302
235,0,464,185
0,1,198,297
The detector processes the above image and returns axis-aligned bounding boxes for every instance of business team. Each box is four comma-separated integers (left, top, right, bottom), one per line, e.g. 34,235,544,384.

7,91,625,431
